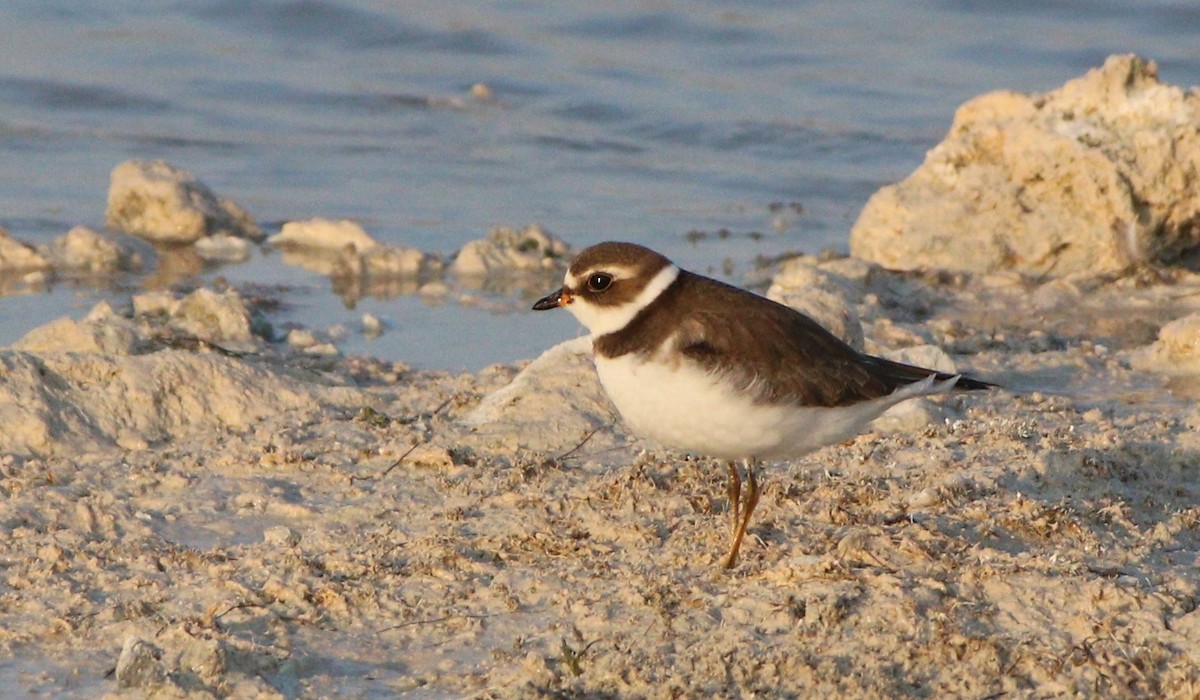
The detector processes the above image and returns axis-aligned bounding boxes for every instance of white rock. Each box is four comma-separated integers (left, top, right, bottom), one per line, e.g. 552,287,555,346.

84,300,119,323
106,160,261,244
850,54,1200,276
172,288,265,350
872,345,960,433
286,328,320,350
818,256,874,285
19,270,49,287
269,218,378,253
361,245,433,277
1130,312,1200,374
194,233,251,263
767,256,865,350
43,226,136,273
419,281,450,299
0,300,368,456
269,219,438,281
303,342,340,357
12,316,139,355
452,224,570,276
362,313,383,337
132,290,180,317
471,82,494,101
263,525,300,546
0,344,350,456
462,336,617,453
0,226,49,272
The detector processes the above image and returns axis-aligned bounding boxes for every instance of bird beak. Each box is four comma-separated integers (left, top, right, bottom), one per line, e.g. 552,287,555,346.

532,287,572,310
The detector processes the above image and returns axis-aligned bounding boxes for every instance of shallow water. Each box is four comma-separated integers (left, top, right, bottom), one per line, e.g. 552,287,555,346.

1,1,1197,369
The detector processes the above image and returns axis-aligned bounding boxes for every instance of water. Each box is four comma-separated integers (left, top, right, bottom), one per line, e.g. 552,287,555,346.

1,1,1197,369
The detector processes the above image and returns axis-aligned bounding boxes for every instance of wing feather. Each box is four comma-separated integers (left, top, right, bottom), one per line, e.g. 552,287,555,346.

676,298,893,407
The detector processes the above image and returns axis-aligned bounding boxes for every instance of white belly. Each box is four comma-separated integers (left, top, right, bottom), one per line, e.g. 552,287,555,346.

594,353,945,461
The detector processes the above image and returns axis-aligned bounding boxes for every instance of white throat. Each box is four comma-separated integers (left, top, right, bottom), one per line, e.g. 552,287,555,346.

567,264,679,337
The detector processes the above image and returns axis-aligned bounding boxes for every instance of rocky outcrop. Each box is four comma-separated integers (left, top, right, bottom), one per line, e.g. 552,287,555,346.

850,54,1200,276
106,160,262,244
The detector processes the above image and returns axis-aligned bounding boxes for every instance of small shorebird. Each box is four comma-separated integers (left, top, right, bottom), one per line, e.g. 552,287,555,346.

533,241,994,568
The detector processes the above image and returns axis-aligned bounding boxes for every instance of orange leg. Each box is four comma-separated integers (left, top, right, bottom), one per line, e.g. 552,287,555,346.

726,461,741,538
723,460,761,569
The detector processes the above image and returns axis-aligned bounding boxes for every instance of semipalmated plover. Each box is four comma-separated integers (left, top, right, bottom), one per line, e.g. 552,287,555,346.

534,241,994,568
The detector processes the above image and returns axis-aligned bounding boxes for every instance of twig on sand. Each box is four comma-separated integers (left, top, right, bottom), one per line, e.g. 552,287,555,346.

350,394,459,484
553,423,611,463
348,441,424,485
376,609,514,634
379,441,423,479
428,395,455,418
213,601,267,621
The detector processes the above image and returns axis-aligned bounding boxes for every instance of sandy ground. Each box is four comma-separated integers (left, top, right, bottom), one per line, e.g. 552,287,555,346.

2,256,1200,699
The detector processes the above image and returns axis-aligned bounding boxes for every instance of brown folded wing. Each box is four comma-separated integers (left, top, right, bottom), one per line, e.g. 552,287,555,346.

594,270,990,408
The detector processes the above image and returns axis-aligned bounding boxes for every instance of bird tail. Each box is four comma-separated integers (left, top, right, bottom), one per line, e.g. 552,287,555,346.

865,355,998,393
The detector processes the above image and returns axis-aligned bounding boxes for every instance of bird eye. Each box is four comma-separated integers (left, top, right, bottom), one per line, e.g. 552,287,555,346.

587,272,613,292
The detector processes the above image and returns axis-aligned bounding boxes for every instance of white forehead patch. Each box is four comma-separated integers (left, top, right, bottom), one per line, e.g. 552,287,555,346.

565,264,680,337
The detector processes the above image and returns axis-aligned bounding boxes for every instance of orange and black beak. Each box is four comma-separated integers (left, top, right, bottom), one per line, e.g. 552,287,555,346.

532,287,572,310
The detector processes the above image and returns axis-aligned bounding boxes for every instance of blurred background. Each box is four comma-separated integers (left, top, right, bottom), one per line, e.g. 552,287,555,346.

0,0,1196,368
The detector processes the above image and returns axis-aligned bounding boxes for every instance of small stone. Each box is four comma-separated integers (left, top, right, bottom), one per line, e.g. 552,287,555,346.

909,488,941,508
286,328,320,349
20,270,49,287
419,281,450,299
263,525,300,547
471,82,493,101
362,313,383,337
116,435,151,451
37,543,64,565
304,342,340,357
115,637,168,689
179,638,226,682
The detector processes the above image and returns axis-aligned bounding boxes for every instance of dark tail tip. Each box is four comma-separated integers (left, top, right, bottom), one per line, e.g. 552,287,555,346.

952,374,999,391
